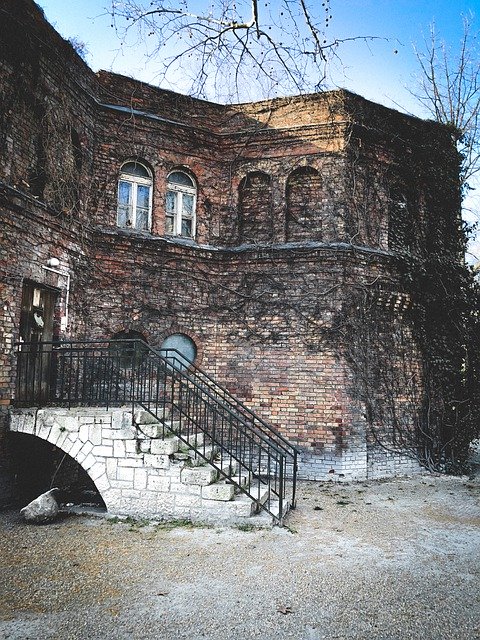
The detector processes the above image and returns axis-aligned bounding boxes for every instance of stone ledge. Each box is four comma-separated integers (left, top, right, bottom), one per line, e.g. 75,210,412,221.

181,467,218,486
151,437,179,455
202,483,235,501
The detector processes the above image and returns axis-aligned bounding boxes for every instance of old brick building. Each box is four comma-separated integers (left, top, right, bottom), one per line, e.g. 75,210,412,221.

0,0,466,503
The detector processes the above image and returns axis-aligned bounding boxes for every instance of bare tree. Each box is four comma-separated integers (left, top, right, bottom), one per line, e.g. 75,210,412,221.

412,15,480,190
110,0,377,101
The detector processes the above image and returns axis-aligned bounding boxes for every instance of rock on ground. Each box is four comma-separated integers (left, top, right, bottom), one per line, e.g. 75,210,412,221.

20,489,59,524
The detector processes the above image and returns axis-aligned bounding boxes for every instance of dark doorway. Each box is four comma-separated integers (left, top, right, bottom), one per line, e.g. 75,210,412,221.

17,282,58,404
7,432,106,510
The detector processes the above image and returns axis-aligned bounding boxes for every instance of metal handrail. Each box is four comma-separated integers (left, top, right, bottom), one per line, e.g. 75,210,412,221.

159,347,298,459
14,339,297,523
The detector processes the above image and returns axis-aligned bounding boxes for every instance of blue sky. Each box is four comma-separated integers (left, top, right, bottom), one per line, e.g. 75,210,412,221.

36,0,480,115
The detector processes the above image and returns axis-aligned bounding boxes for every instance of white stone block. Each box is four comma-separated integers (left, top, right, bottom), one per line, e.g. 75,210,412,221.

69,439,84,460
139,440,151,453
209,497,255,517
121,489,141,499
90,423,103,445
82,441,93,456
178,432,205,449
113,440,126,458
117,457,144,467
136,423,160,439
147,475,170,492
181,467,217,486
117,466,135,482
63,416,79,433
125,440,139,454
134,468,147,490
110,478,131,489
151,437,179,455
93,445,113,458
106,458,118,478
134,409,160,425
175,494,202,508
83,453,96,471
89,462,105,481
144,454,170,469
95,473,110,493
79,424,89,443
57,435,72,453
202,484,235,501
155,493,176,511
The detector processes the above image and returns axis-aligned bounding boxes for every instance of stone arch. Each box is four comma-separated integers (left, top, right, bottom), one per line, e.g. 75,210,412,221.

7,430,107,509
8,408,136,511
238,171,273,243
286,166,323,242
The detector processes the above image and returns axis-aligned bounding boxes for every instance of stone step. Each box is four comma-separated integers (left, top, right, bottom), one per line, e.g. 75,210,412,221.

162,419,182,433
187,445,219,466
178,432,205,450
247,482,270,512
150,436,179,456
201,482,235,501
181,466,218,486
200,494,256,518
134,408,170,424
225,474,249,493
218,458,239,476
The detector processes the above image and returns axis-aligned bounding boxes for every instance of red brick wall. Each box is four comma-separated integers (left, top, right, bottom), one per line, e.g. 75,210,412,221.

0,0,462,485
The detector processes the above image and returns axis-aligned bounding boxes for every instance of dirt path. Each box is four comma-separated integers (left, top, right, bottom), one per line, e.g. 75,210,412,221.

1,474,479,640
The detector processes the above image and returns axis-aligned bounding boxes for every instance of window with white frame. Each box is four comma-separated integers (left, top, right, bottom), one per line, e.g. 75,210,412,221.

117,162,152,231
165,171,196,238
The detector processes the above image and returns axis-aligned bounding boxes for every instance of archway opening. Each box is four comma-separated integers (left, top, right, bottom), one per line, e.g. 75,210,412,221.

7,432,106,511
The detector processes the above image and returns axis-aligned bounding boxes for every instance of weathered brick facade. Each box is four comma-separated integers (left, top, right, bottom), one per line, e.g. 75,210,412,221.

0,0,463,499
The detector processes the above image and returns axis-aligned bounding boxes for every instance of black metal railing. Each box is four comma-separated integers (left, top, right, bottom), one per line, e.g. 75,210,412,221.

14,339,298,523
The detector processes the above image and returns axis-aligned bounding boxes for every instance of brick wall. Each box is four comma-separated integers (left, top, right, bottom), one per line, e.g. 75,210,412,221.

0,0,463,491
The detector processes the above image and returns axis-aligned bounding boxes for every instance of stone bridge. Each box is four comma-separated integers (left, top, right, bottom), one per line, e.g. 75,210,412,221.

9,407,269,525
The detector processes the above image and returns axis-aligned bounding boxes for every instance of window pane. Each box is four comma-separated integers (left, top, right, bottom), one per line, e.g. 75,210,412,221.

160,333,197,370
122,162,150,178
182,194,194,216
137,185,150,209
118,181,132,204
166,191,176,213
181,218,193,237
168,172,194,188
136,208,149,230
117,204,130,227
165,215,174,234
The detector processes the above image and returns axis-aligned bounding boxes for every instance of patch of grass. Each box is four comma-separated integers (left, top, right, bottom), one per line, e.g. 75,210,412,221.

155,519,213,531
236,522,256,532
106,515,149,529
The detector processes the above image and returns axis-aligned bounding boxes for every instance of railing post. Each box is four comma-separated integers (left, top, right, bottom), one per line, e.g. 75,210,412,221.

278,454,284,525
292,450,298,509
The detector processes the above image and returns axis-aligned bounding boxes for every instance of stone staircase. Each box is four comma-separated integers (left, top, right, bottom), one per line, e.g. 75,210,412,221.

132,408,278,526
12,338,297,526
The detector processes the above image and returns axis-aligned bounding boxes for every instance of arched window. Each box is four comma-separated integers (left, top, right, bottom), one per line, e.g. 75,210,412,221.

286,167,323,242
117,162,152,231
111,329,148,368
166,171,196,238
388,185,415,252
239,171,273,243
160,333,197,370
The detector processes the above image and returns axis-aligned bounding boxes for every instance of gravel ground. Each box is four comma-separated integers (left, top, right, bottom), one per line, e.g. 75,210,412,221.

0,474,479,640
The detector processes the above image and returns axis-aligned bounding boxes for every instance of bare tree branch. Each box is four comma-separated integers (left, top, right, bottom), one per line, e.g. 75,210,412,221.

109,0,380,101
411,15,480,188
